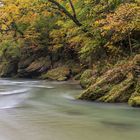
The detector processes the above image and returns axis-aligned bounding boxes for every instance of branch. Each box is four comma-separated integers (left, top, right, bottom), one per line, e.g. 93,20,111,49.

68,0,77,18
48,0,82,27
47,0,94,37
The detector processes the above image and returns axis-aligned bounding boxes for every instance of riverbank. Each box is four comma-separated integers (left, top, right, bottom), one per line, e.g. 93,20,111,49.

0,47,140,107
78,54,140,107
0,46,82,80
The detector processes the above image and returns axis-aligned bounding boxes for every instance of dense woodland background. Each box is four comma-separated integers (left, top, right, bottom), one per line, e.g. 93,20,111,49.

0,0,140,106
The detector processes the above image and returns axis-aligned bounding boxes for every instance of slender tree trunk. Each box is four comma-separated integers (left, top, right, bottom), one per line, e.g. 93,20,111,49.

128,33,132,54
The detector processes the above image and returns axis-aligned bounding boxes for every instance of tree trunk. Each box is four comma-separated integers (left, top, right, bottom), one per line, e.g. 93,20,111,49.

128,33,132,54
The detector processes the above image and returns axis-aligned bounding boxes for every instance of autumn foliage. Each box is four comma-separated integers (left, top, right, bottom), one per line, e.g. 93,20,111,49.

0,0,140,67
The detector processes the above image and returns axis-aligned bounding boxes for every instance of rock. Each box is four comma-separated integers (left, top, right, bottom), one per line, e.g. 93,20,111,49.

78,54,140,107
18,57,51,78
53,60,82,76
80,69,97,89
79,66,127,100
128,82,140,107
78,84,111,101
17,57,34,77
68,63,81,76
0,58,19,77
128,96,140,107
26,57,51,75
41,66,70,81
74,72,82,80
98,73,135,103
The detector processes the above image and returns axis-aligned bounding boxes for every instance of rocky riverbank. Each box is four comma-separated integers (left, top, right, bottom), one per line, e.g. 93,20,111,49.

0,46,82,80
78,55,140,107
0,46,140,107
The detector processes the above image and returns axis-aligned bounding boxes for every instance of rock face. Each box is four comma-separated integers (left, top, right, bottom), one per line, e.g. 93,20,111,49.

78,54,140,107
0,57,19,77
17,46,51,78
0,47,81,79
18,57,51,78
41,66,70,81
128,55,140,107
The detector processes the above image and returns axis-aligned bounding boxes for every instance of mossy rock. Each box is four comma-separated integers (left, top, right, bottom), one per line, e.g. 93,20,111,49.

41,66,70,81
78,66,126,100
74,72,82,80
80,69,96,89
78,54,140,107
0,60,18,77
129,96,140,107
133,54,140,66
98,73,135,103
18,57,34,69
78,84,111,101
26,57,51,73
128,82,140,107
18,57,51,78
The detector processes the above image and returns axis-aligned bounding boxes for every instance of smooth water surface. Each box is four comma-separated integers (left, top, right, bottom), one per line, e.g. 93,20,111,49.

0,79,140,140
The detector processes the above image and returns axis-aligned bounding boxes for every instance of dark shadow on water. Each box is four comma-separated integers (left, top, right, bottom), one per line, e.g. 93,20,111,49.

64,110,85,116
100,120,138,131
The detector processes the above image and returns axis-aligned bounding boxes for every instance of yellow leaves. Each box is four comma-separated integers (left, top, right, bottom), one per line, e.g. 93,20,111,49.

98,3,140,42
51,44,63,52
1,24,7,30
102,25,111,31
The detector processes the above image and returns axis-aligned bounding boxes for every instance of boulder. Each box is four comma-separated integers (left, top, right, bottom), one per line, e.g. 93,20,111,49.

0,58,19,77
79,66,127,100
128,82,140,107
18,57,51,78
129,96,140,107
41,66,70,81
98,73,135,103
80,69,96,89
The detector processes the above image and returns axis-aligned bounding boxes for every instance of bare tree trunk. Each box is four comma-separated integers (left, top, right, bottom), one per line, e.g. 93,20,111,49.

128,33,132,54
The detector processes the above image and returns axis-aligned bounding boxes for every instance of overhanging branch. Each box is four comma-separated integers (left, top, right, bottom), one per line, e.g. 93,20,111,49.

48,0,82,27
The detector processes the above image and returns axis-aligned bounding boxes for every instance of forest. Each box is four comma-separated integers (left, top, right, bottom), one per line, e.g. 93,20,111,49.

1,1,140,140
0,0,140,107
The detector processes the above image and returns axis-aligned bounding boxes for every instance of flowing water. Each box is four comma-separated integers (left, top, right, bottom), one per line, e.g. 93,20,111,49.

0,79,140,140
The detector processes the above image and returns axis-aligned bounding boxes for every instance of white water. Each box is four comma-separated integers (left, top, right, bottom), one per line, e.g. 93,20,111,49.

0,79,140,140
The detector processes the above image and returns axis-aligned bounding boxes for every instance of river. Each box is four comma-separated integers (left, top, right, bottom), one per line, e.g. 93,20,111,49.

0,79,140,140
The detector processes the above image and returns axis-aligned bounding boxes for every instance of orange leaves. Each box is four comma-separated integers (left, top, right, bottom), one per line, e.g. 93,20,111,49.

98,3,140,43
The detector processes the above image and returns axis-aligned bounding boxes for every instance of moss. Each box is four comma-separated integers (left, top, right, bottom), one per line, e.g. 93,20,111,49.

78,84,111,100
74,73,82,80
67,62,81,76
0,60,18,77
78,54,140,107
80,69,96,89
133,54,140,66
41,66,70,81
78,66,127,100
128,96,140,107
128,82,140,107
98,73,135,103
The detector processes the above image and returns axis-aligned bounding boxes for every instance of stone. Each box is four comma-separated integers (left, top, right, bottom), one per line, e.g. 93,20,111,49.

41,66,70,81
80,69,96,89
